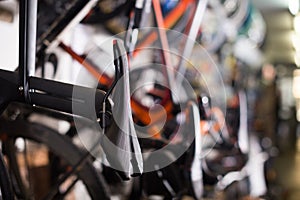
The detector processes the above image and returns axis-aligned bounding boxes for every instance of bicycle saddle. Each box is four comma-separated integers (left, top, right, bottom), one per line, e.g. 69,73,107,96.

100,40,143,180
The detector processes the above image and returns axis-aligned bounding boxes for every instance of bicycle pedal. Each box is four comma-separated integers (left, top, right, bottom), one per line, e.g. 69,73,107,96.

0,6,13,23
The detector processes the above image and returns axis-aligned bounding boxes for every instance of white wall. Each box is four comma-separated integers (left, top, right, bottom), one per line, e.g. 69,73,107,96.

0,0,19,71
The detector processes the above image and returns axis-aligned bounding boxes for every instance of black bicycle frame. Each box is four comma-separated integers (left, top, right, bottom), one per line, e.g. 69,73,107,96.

0,0,106,120
0,0,126,198
36,0,91,54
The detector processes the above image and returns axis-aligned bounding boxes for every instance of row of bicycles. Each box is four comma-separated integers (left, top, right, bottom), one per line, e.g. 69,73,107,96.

0,0,274,199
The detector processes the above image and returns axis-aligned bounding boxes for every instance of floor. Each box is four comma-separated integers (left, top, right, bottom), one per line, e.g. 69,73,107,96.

273,139,300,200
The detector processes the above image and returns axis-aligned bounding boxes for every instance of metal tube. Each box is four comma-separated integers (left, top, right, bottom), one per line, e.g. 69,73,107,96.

18,0,28,100
27,0,38,77
37,0,96,54
175,0,208,86
18,0,38,103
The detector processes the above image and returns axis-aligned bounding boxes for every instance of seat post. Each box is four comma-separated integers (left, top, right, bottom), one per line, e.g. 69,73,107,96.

18,0,38,103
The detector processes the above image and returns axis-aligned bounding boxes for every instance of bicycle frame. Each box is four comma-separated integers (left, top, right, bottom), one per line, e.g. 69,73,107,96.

0,0,107,121
51,0,199,129
0,0,143,198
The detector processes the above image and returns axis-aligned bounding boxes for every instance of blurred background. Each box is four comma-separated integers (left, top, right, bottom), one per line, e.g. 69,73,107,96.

253,1,300,199
1,0,300,199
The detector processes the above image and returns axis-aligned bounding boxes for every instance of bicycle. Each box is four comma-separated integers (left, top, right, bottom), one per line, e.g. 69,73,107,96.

5,0,264,198
0,0,143,199
120,1,267,199
47,0,243,198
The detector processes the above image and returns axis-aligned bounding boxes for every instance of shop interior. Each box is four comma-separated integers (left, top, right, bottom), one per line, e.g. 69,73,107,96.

0,0,300,199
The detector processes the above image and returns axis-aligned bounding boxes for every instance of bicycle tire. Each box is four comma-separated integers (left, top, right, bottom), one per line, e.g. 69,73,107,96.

0,118,110,200
0,152,14,200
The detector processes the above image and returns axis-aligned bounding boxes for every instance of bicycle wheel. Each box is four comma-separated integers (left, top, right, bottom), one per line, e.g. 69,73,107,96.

0,152,14,200
0,118,110,200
